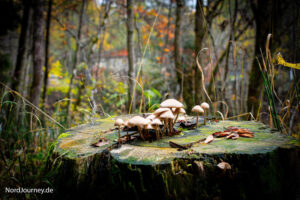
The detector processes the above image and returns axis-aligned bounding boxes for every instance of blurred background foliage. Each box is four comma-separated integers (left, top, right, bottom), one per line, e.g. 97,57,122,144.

0,0,299,198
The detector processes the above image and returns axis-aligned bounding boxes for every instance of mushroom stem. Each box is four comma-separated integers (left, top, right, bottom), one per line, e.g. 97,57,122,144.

196,113,199,127
155,127,159,140
118,127,121,144
173,113,179,127
163,119,168,136
204,110,207,125
127,128,129,140
169,119,172,135
138,126,145,140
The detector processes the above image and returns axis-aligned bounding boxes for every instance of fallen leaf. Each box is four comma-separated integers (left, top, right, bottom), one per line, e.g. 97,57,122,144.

213,131,230,137
226,132,239,140
91,138,109,147
239,133,254,138
204,135,214,144
236,128,254,135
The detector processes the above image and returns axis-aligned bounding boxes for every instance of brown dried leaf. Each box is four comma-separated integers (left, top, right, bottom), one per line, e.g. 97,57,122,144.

226,132,239,140
91,138,109,147
239,133,254,138
213,131,230,138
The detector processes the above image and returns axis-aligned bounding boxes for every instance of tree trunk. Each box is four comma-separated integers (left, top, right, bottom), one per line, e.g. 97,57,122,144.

11,0,31,93
194,0,205,105
66,0,86,124
174,0,184,101
127,0,136,112
247,0,274,115
29,0,44,107
42,0,53,108
48,118,300,200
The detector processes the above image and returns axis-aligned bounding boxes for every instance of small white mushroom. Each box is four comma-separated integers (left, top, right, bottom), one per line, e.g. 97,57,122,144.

153,108,170,116
146,114,155,121
160,99,184,131
200,102,210,125
160,99,184,108
177,115,187,122
192,105,204,127
152,118,162,139
128,116,148,140
114,118,124,144
159,110,175,135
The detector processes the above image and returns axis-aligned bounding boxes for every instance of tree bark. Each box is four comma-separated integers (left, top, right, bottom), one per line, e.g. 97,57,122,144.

247,0,273,115
29,0,44,107
12,0,31,93
127,0,136,112
66,0,86,124
194,0,205,105
42,0,53,108
174,0,184,101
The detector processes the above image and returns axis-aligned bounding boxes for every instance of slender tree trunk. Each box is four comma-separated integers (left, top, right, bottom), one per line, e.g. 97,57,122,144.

174,0,184,99
42,0,53,108
127,0,136,112
194,0,205,105
247,0,273,115
97,0,111,77
29,0,44,107
12,0,31,93
66,0,86,124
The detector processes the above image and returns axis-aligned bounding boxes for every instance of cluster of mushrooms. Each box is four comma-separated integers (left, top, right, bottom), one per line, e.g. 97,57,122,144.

114,99,210,143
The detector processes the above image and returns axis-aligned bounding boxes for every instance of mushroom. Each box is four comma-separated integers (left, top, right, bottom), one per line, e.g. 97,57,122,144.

151,118,162,139
192,105,204,127
124,120,130,140
160,99,184,109
200,102,210,125
153,107,170,116
146,114,155,121
172,108,186,128
114,118,124,144
128,116,148,140
160,99,183,131
144,123,154,138
177,115,187,122
159,110,175,135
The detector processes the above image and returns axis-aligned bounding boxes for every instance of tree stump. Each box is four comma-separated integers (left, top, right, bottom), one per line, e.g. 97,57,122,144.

47,116,300,199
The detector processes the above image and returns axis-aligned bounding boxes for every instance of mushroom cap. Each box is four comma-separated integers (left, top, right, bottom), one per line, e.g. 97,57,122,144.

128,116,148,126
200,102,210,109
160,99,184,108
159,110,175,119
146,114,155,121
177,116,186,122
172,107,186,114
144,124,154,130
124,120,129,126
153,108,170,116
151,118,162,125
114,118,124,126
192,105,204,113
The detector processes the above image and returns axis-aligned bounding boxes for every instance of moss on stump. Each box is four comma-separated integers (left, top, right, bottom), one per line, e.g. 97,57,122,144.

47,116,300,199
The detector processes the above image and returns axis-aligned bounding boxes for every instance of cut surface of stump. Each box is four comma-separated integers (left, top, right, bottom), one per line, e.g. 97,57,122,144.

48,116,300,199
